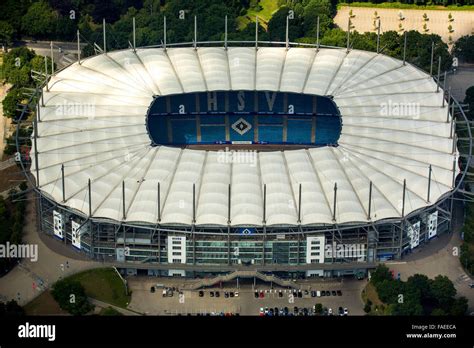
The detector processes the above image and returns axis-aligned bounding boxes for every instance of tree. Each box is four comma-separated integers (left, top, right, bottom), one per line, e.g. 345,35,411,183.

0,300,25,317
430,275,456,309
463,86,474,120
21,1,57,38
302,0,333,37
51,279,94,315
0,21,15,48
2,88,25,119
449,296,468,316
370,264,393,286
454,35,474,63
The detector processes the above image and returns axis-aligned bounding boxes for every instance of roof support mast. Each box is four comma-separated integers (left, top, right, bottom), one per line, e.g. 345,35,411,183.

163,16,167,50
402,31,407,65
122,180,126,220
50,41,54,75
401,179,406,218
255,16,259,50
61,164,65,203
157,182,161,222
316,16,320,51
88,179,92,217
132,17,136,51
368,181,372,220
103,18,107,54
332,182,337,221
224,15,228,50
194,16,197,50
430,41,434,75
285,16,289,50
346,17,350,53
297,183,302,224
436,56,441,92
427,165,432,203
77,30,81,64
376,19,381,54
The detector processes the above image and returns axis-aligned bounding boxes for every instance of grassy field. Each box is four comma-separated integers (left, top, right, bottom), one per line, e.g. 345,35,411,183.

338,2,474,11
24,290,69,315
237,0,281,30
67,268,130,308
99,306,124,316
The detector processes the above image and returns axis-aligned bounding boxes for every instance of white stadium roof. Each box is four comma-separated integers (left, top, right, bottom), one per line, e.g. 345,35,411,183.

31,46,459,227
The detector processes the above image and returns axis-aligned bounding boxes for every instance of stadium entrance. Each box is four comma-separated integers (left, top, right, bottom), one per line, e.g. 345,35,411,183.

146,91,341,146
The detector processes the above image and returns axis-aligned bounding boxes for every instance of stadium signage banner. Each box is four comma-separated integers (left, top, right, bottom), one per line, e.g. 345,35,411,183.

53,210,64,240
427,211,438,239
407,221,421,249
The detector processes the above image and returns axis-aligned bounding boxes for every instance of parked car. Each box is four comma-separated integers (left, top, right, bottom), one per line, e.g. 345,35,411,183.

150,286,155,293
297,290,302,298
259,307,264,316
230,292,234,297
304,290,309,296
331,290,337,296
284,307,289,315
311,290,316,297
199,290,204,297
235,291,239,297
210,291,215,297
328,308,333,316
337,290,342,296
321,290,326,297
259,290,264,298
338,307,344,316
316,290,321,297
254,291,259,298
325,290,331,296
293,306,298,314
224,291,229,298
278,290,283,298
343,308,349,316
215,291,220,297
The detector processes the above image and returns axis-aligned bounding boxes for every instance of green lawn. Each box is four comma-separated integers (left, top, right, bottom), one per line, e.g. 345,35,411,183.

338,2,474,11
237,0,281,30
67,268,130,308
99,306,124,316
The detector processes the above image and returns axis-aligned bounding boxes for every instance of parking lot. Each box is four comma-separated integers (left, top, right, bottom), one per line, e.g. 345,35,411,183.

127,277,366,316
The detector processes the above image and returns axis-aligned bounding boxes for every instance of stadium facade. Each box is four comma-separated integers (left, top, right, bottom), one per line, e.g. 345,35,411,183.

24,40,471,279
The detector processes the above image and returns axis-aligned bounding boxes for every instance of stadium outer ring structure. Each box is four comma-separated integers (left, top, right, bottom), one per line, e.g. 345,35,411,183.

17,39,472,279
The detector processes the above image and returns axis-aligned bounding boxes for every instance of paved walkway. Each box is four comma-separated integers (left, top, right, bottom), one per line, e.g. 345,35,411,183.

0,192,101,305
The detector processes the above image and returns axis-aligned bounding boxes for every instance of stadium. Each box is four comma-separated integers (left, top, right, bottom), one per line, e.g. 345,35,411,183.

22,34,471,279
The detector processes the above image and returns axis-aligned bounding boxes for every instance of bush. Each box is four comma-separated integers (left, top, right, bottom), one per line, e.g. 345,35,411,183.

51,279,94,316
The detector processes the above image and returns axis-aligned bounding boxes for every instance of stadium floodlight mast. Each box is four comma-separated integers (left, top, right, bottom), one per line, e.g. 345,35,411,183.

297,183,302,224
